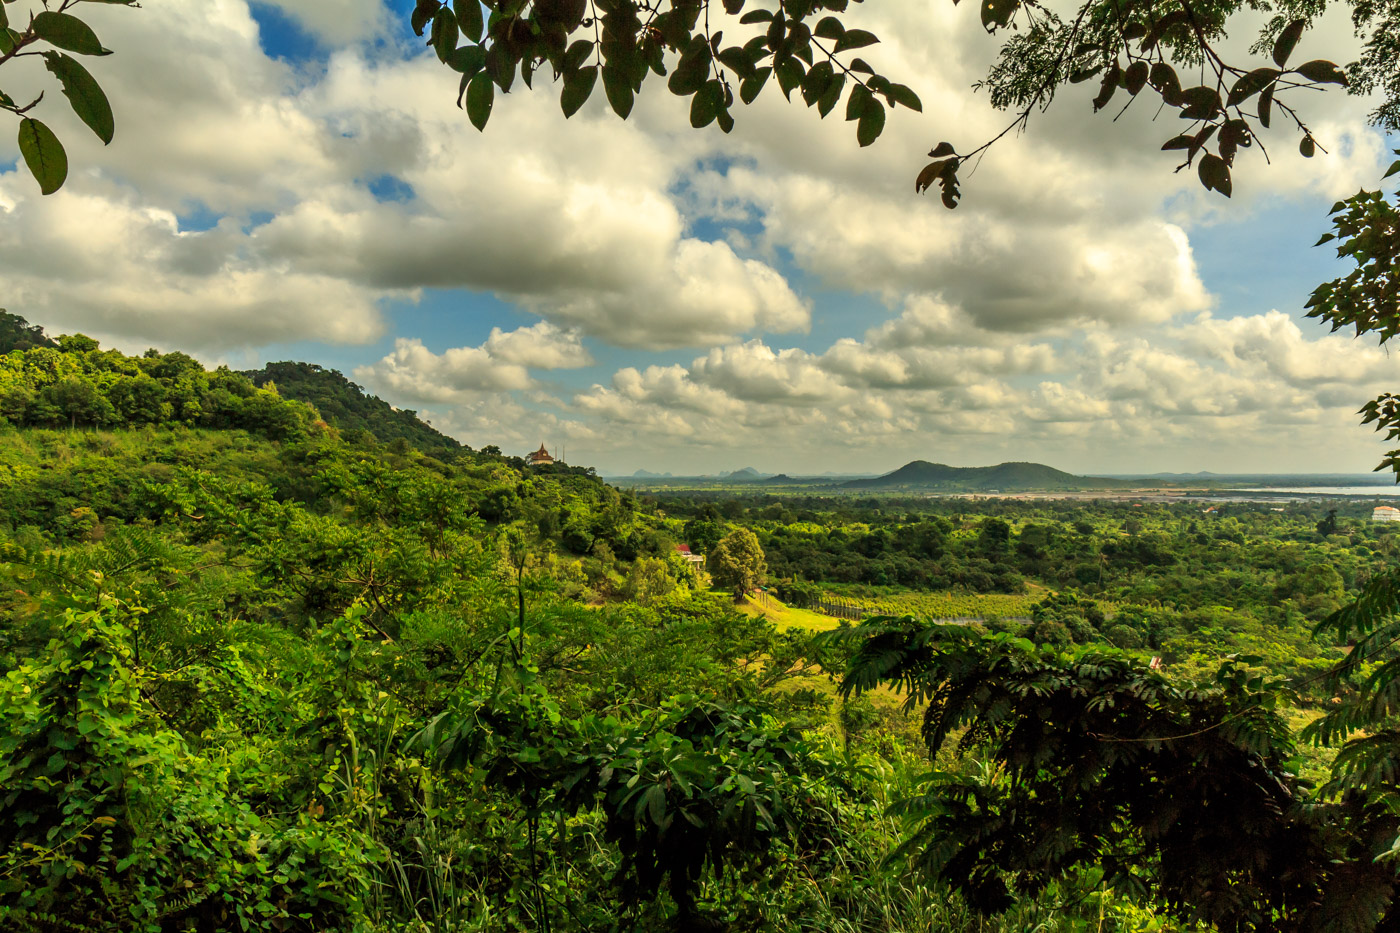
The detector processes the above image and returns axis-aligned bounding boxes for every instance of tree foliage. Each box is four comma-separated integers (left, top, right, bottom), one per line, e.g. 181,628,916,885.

1,0,134,195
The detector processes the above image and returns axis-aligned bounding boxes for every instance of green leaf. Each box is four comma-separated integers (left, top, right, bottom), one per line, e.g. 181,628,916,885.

455,0,484,43
42,52,113,144
1293,59,1348,86
980,0,1018,31
1124,61,1149,96
0,5,6,30
1258,84,1274,128
447,44,486,76
740,67,772,104
32,11,108,56
846,82,872,121
885,82,921,112
739,9,772,23
564,39,594,74
775,57,804,101
1226,67,1277,107
645,784,666,825
1179,85,1221,120
1150,61,1182,105
801,60,833,107
814,16,844,39
465,72,493,130
668,39,711,96
561,65,597,118
1385,159,1400,180
1272,19,1305,68
1198,152,1231,197
817,71,845,117
1299,134,1316,158
18,118,67,195
431,9,458,62
690,80,722,127
834,28,878,52
856,97,884,146
602,64,634,119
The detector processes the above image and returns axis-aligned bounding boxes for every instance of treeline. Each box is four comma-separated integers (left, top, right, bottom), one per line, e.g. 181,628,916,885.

0,335,317,440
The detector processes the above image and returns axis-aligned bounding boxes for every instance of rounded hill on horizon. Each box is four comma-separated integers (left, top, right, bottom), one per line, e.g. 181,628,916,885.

842,460,1138,491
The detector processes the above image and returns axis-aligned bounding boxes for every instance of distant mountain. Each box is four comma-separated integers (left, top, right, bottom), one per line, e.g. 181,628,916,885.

243,361,461,454
720,467,770,481
843,460,1137,491
632,469,673,478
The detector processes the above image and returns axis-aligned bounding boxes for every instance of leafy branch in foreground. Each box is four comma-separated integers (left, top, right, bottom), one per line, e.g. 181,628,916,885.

0,0,134,195
412,0,921,149
826,617,1400,931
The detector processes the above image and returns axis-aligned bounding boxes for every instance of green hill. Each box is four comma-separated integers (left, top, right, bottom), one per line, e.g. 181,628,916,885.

0,310,57,352
243,361,461,454
842,459,1137,491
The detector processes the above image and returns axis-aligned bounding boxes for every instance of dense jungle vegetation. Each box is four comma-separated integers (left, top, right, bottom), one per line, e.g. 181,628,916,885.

6,323,1400,931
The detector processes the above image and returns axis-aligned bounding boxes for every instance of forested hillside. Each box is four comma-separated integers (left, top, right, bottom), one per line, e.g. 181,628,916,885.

5,320,1400,931
243,361,462,454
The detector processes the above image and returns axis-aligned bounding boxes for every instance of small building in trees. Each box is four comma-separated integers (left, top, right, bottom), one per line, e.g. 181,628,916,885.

1373,506,1400,522
526,443,555,466
675,544,706,569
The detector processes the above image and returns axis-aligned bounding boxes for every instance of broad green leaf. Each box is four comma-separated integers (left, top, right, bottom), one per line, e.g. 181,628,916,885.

564,39,594,74
1178,85,1221,120
814,16,844,39
834,28,878,52
431,9,458,62
1299,134,1316,157
1150,62,1182,105
1198,152,1231,197
1384,159,1400,180
32,12,109,56
980,0,1017,31
740,67,771,104
454,0,483,43
447,44,485,76
465,72,493,130
856,97,884,146
1226,68,1278,107
886,82,921,112
690,80,721,127
1293,59,1348,86
846,82,872,121
561,65,597,118
817,71,845,117
1124,60,1149,96
18,118,67,195
43,53,113,145
602,64,634,119
1272,19,1305,68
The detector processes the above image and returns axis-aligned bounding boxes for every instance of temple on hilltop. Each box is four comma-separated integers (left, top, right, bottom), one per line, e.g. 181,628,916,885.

527,444,555,466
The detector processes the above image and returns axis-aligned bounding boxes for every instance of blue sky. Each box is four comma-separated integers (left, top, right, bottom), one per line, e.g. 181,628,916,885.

0,0,1392,475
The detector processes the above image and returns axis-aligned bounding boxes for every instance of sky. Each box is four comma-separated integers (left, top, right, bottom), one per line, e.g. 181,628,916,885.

0,0,1395,476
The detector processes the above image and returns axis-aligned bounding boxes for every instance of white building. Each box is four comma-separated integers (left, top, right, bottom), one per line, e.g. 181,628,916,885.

1373,506,1400,523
